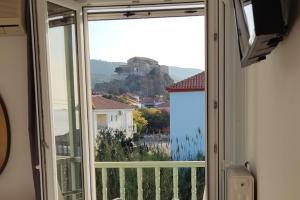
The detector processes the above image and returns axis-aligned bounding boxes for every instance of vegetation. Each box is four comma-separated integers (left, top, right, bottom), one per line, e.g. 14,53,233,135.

140,108,170,134
133,109,148,134
102,94,131,105
95,129,205,200
90,58,201,89
93,93,169,135
171,128,204,161
94,67,174,96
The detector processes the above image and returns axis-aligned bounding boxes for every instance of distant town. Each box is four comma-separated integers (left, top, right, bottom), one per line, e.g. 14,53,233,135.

90,57,205,160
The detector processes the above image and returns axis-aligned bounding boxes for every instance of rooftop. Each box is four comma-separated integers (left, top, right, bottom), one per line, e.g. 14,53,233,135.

166,72,205,92
141,97,155,104
92,96,132,110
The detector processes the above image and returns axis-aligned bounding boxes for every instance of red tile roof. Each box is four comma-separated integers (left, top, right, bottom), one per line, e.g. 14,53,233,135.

92,96,132,110
166,72,205,92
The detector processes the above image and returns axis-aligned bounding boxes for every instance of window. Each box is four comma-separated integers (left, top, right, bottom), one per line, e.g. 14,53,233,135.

46,2,84,200
34,0,222,200
86,3,208,200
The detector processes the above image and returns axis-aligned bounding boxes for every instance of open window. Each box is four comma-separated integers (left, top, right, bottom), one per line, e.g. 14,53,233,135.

85,3,206,200
32,0,221,200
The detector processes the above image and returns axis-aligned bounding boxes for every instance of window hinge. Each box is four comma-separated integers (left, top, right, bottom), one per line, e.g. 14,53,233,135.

214,144,218,153
213,100,218,109
214,33,218,41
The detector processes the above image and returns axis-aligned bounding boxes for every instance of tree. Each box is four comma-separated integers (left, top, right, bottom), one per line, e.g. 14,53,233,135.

133,109,148,134
141,108,170,134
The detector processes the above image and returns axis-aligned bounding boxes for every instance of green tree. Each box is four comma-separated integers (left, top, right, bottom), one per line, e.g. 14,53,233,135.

141,108,170,134
133,109,148,134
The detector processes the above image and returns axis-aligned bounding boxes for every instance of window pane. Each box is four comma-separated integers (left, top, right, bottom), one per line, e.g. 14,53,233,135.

88,15,206,200
47,2,84,200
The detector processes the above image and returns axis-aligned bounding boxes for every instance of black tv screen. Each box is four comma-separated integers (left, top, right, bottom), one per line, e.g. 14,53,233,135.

233,0,285,67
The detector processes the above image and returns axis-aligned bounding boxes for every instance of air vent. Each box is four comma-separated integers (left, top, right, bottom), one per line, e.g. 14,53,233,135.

227,166,254,200
0,0,25,36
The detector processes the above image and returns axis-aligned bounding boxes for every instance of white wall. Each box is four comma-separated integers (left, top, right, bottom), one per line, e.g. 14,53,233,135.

93,109,134,137
245,5,300,200
0,36,35,199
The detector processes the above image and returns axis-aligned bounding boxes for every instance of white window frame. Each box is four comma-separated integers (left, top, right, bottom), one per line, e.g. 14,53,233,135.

34,0,222,199
218,0,246,199
205,0,220,199
35,0,92,199
82,4,210,199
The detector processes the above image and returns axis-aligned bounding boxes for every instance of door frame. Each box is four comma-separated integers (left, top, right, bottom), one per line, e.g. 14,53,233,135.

206,0,220,199
33,0,221,199
217,0,246,199
82,3,208,200
82,0,221,199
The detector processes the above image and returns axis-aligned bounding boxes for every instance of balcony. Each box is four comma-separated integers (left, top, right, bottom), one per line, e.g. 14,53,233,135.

57,157,206,200
95,161,206,200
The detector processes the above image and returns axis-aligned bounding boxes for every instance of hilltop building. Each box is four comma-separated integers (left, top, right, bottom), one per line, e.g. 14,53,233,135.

115,57,168,77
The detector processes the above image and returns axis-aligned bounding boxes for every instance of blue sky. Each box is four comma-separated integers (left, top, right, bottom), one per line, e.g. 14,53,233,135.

88,16,205,70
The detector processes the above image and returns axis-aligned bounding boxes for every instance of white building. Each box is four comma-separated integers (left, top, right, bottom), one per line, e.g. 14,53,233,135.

167,72,205,160
92,96,134,138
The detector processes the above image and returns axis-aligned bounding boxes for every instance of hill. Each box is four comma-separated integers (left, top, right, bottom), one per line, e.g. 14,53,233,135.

94,58,174,96
90,59,125,86
90,58,202,88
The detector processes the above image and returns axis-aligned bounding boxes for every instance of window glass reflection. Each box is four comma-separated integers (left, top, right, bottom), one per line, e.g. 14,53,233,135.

47,2,84,200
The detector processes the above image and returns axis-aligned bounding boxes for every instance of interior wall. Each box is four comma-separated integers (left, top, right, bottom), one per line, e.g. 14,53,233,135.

0,36,35,199
245,3,300,199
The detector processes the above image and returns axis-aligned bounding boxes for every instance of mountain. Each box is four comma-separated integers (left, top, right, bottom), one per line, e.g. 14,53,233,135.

94,68,174,97
168,66,202,82
90,59,125,86
90,59,202,88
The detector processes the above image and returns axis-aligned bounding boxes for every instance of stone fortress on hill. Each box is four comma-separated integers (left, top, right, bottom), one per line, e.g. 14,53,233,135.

114,57,169,79
93,56,174,97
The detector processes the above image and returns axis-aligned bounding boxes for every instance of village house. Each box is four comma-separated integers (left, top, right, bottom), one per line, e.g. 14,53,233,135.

120,93,142,108
167,72,205,160
92,96,134,138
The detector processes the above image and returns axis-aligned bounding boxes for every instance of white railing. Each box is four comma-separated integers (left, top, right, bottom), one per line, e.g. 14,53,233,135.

95,161,206,200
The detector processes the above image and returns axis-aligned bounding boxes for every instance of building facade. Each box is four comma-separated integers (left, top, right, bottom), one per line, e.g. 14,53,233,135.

167,72,205,160
92,96,134,138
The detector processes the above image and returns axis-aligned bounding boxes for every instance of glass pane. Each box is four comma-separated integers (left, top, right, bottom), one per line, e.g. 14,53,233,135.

47,2,84,200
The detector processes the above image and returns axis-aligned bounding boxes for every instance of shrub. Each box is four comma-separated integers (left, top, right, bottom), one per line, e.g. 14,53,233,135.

95,129,205,200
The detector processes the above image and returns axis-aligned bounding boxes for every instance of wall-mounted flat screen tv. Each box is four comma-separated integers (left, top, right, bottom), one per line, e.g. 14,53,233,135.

233,0,285,67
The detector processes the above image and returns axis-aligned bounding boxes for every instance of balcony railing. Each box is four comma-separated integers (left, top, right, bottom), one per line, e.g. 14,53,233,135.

95,161,206,200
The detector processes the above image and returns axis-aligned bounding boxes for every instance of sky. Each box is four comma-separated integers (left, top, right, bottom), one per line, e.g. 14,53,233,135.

88,16,205,70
